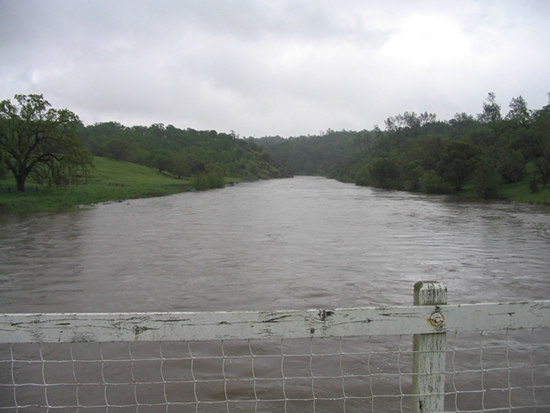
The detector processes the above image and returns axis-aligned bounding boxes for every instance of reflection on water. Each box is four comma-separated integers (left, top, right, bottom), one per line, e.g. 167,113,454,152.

1,176,549,313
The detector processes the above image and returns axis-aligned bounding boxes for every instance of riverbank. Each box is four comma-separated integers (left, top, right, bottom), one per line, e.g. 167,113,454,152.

0,157,238,213
341,175,550,206
1,157,548,213
459,179,550,205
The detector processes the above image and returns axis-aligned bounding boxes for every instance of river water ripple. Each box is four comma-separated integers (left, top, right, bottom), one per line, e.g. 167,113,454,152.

2,177,550,412
1,176,549,313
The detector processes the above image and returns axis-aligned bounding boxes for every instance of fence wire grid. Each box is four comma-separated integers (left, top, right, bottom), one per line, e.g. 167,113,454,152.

1,328,549,413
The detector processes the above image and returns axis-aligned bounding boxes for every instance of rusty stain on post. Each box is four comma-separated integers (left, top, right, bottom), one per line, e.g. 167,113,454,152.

429,311,445,329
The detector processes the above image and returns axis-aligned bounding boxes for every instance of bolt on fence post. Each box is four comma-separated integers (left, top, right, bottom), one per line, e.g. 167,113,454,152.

412,281,447,413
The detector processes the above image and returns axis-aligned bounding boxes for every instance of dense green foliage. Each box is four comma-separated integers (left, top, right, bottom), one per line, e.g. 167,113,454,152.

0,94,93,192
1,93,291,211
3,91,549,209
253,93,550,203
80,122,290,190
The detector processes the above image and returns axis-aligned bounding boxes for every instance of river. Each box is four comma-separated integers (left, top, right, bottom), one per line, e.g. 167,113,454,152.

1,176,549,313
1,176,549,412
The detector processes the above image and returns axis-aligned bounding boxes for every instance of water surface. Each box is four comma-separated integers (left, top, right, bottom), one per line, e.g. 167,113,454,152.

1,176,549,313
2,177,550,412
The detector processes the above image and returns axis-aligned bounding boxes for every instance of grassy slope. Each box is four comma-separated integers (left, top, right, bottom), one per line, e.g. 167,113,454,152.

0,157,198,213
461,163,550,205
499,181,550,204
460,182,550,205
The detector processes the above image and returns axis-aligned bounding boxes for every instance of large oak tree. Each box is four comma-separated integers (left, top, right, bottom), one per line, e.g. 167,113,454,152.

0,94,93,191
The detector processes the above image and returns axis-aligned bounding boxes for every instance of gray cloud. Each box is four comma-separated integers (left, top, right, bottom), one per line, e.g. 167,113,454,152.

1,0,548,137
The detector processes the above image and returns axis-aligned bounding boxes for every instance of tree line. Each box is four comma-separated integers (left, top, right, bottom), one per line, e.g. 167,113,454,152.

3,92,549,197
254,93,550,198
0,94,290,192
78,121,290,187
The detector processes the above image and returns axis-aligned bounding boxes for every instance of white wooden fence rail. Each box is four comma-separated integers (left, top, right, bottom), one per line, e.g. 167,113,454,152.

1,301,549,344
1,281,549,413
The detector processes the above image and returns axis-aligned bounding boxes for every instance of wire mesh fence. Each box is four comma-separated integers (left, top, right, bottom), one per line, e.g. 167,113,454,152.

1,331,549,412
1,282,549,412
444,328,550,413
1,336,415,412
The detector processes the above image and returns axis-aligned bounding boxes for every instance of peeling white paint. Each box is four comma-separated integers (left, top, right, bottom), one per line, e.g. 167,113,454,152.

1,301,549,344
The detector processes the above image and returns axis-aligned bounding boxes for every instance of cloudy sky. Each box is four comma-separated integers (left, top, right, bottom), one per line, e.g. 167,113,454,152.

1,0,548,137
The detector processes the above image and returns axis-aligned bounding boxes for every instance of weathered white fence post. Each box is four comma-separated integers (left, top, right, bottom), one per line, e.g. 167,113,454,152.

412,281,447,413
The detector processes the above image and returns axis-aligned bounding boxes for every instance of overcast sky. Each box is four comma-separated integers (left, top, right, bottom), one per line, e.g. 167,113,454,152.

1,0,548,137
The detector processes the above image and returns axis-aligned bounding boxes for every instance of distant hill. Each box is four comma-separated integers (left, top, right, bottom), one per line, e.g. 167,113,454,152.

80,122,291,181
250,130,361,177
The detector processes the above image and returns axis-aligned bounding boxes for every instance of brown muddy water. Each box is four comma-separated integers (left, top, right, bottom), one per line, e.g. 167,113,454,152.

1,176,549,411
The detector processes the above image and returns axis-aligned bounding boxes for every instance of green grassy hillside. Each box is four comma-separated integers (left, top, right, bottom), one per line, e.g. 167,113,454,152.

0,157,217,213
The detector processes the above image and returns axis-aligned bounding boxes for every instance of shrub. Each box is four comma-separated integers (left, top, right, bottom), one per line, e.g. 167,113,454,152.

419,171,452,194
471,160,502,198
192,164,225,190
